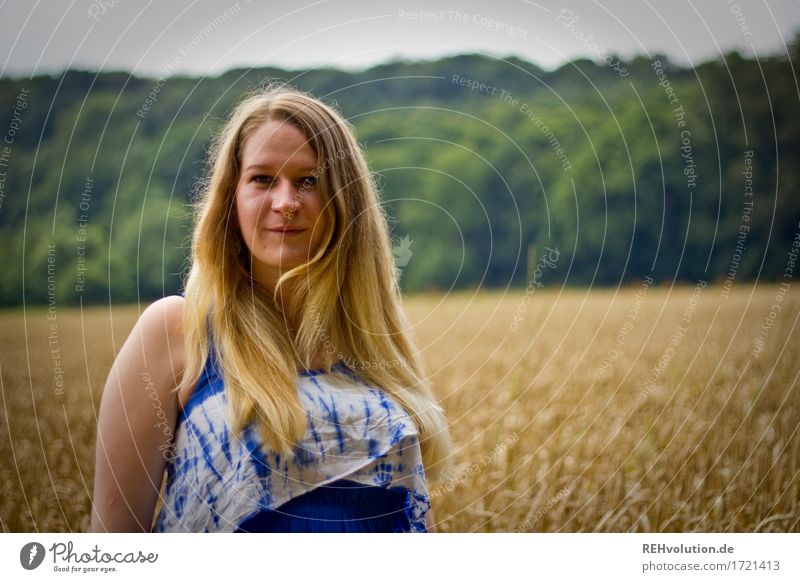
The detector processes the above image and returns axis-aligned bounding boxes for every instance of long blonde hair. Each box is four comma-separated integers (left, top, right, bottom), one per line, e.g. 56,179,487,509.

181,82,453,483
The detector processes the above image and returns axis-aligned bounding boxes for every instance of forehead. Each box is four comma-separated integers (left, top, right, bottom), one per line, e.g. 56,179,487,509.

240,119,318,168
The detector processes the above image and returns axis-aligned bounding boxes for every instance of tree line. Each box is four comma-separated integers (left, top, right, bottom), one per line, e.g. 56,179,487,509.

0,37,798,305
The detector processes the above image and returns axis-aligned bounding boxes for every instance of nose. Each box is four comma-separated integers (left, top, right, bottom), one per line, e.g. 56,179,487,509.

270,178,303,218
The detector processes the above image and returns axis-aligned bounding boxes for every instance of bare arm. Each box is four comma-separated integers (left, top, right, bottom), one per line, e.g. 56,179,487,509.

90,296,185,532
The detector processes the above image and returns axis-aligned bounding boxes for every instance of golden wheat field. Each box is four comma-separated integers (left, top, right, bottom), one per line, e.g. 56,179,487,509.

1,284,798,532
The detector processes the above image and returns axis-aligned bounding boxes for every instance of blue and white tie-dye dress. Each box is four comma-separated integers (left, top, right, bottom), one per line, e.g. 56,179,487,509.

152,348,431,533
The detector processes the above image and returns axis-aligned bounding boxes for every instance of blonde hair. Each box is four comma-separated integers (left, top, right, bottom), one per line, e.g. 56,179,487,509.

181,82,453,483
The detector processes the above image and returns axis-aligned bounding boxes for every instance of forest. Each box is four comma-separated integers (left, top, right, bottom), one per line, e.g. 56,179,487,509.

0,37,798,305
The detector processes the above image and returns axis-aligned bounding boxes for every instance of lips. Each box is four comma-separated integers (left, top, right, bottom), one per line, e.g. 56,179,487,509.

267,226,306,236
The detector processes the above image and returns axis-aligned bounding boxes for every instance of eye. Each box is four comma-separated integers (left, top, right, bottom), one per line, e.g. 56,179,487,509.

251,174,274,185
299,176,317,189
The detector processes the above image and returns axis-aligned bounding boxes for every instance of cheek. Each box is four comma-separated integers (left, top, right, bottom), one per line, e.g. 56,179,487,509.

233,199,244,230
235,193,264,230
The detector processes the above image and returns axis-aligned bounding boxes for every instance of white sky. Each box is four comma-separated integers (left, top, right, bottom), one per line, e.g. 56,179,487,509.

1,0,798,78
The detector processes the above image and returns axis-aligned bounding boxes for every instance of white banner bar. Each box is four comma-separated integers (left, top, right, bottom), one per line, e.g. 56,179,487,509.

1,533,797,581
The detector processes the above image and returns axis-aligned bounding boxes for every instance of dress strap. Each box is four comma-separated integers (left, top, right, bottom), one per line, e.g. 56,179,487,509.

178,343,224,422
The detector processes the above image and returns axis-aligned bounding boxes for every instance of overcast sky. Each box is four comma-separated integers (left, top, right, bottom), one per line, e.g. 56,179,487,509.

1,0,798,78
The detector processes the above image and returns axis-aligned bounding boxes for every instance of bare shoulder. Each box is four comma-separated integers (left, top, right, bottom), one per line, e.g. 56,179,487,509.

140,295,184,337
134,295,186,387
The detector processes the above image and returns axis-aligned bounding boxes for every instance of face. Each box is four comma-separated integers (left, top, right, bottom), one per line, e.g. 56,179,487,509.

234,119,329,288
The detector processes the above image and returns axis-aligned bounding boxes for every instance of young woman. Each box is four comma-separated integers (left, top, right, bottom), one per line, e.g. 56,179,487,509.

91,83,453,533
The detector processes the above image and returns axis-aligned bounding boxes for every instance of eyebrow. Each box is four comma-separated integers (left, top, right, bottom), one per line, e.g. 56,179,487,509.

243,163,318,173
